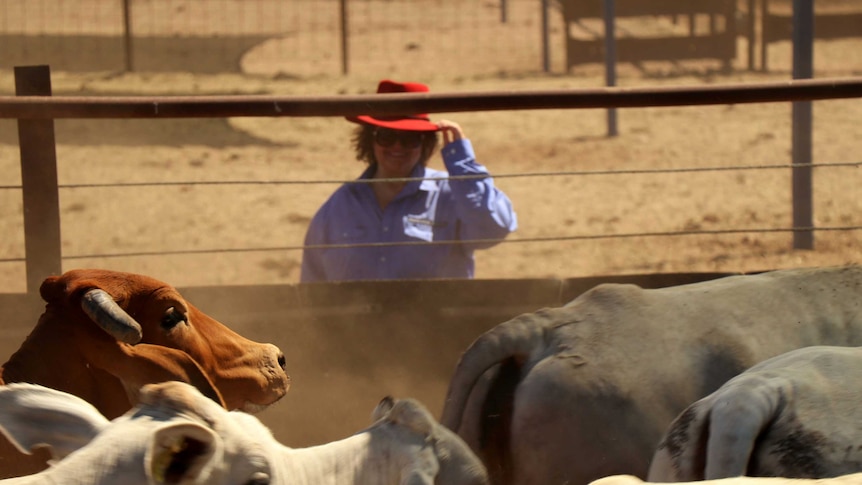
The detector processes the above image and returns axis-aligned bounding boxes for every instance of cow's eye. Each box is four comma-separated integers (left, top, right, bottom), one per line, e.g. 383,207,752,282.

161,307,188,330
246,472,270,485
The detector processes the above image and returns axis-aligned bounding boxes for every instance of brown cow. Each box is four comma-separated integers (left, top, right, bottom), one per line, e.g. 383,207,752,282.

0,268,291,478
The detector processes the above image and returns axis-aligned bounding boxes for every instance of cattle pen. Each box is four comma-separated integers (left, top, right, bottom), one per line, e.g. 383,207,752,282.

4,68,862,290
1,63,861,447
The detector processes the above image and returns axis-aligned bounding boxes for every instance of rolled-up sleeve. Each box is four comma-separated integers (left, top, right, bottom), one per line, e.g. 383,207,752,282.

441,139,517,249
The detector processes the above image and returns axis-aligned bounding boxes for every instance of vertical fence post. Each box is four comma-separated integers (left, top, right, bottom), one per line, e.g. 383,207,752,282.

603,0,618,137
541,0,550,73
760,0,770,72
340,0,349,75
14,65,63,293
791,0,814,249
122,0,134,72
500,0,508,23
747,0,756,71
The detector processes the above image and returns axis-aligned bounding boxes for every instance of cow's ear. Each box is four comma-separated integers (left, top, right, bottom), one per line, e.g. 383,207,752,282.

146,422,223,485
371,395,395,422
38,275,66,304
0,383,109,459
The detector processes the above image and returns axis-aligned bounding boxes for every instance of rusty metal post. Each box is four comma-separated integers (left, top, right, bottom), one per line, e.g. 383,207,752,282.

14,65,63,293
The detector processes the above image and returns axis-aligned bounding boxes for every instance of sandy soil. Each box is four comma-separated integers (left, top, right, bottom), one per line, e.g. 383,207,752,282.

1,1,861,293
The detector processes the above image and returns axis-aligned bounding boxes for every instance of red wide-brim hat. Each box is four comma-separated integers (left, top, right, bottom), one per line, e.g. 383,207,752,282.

346,79,439,132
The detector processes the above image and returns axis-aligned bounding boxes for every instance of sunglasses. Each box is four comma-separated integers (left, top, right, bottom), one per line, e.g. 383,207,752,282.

373,128,426,149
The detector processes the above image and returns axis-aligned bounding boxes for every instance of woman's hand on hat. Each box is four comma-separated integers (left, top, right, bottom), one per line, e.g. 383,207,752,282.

436,120,464,145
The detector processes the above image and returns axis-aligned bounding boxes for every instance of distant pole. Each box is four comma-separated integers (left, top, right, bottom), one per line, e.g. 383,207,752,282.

541,0,550,72
760,0,769,71
122,0,134,71
791,0,814,249
603,0,618,137
340,0,349,75
501,0,508,23
747,0,755,71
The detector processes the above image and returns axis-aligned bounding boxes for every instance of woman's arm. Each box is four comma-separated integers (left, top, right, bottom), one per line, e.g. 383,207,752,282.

437,120,518,248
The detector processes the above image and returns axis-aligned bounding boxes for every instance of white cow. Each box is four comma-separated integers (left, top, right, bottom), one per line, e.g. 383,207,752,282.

590,473,862,485
649,345,862,481
0,382,489,485
440,265,862,485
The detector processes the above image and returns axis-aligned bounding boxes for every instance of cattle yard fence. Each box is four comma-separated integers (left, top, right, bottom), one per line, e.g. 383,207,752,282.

2,64,862,448
3,0,862,77
758,0,862,71
3,65,862,293
557,0,740,71
0,0,552,76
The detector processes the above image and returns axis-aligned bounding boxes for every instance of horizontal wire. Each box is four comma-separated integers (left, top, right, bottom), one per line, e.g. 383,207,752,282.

0,163,858,263
46,225,862,261
28,161,862,189
0,162,857,191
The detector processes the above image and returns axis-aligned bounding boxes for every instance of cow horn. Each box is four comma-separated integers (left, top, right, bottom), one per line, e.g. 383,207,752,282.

81,289,143,345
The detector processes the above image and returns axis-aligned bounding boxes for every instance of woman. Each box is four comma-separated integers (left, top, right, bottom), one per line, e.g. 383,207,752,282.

300,79,517,282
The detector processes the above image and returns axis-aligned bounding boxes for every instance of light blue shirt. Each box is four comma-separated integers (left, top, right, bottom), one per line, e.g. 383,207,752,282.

300,139,517,282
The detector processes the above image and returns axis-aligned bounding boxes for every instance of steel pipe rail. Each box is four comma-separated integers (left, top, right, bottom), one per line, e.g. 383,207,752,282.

1,77,861,119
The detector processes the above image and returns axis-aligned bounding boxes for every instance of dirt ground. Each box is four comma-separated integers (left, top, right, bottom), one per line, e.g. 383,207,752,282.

1,71,860,292
1,1,861,293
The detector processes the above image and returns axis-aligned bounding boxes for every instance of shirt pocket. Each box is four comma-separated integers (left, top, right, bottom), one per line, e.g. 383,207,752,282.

403,214,449,242
404,213,435,242
335,225,368,243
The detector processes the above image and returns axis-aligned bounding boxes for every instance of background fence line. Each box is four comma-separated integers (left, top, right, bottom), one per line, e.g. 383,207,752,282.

0,0,551,77
4,1,862,78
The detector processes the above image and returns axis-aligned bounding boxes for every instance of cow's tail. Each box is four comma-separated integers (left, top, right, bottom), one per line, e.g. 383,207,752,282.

440,310,551,432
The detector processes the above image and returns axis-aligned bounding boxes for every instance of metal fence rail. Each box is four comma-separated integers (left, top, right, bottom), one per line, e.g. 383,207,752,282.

4,77,862,118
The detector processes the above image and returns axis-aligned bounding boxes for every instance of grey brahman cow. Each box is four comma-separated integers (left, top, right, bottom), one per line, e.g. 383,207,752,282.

650,345,862,481
441,265,862,485
0,381,488,485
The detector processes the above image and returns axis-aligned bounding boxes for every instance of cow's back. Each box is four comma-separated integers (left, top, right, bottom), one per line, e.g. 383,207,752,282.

502,266,862,485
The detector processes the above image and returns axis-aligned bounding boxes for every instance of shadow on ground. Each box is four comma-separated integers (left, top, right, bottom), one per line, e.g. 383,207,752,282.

0,34,271,74
0,118,274,147
1,34,283,147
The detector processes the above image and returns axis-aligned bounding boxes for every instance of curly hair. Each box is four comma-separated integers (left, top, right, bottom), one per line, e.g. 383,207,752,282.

351,124,439,167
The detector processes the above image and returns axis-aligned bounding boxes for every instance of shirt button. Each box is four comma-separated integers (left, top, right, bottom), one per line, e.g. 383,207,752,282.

380,256,386,262
383,226,389,232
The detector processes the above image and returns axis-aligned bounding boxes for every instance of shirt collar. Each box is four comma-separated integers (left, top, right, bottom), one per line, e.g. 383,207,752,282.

358,163,438,194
